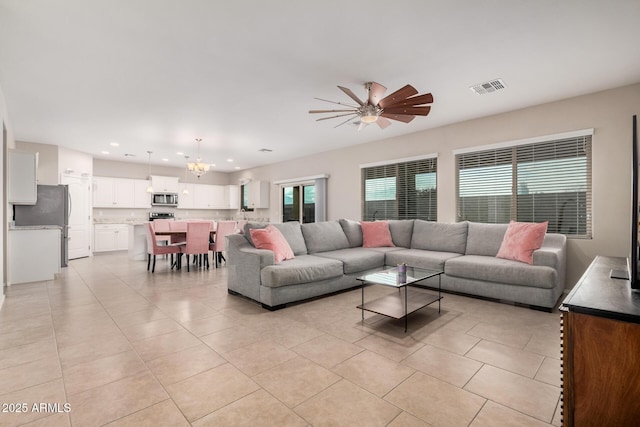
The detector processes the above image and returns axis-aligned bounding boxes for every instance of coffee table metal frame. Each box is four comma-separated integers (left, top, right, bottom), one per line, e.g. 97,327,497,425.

356,266,443,332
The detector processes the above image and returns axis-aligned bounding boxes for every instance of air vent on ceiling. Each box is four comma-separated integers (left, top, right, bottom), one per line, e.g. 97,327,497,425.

258,148,273,152
123,153,136,157
470,78,506,95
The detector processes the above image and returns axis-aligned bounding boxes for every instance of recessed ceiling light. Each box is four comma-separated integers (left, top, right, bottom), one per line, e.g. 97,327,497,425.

161,158,168,162
226,159,233,162
211,164,216,167
235,166,240,170
101,150,109,155
176,152,184,156
109,141,119,147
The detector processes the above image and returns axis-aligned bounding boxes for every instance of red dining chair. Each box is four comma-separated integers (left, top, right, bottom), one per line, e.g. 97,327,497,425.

153,218,172,245
178,221,211,271
210,220,237,268
145,222,181,273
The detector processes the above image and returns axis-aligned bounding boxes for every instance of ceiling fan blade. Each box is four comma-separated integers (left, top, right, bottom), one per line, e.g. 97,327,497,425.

382,93,433,109
367,82,387,106
314,97,359,108
380,113,415,123
334,116,358,128
357,121,369,131
338,86,365,106
382,106,431,116
309,109,357,114
376,117,392,129
316,112,358,121
378,84,419,108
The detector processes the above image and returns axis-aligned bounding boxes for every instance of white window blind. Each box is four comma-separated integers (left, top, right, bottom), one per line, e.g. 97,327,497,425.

362,157,437,221
456,135,592,237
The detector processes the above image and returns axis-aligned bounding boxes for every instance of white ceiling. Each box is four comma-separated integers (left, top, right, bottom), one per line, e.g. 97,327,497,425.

1,0,639,172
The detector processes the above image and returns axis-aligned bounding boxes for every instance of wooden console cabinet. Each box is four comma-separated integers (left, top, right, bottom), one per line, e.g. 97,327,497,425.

561,256,640,426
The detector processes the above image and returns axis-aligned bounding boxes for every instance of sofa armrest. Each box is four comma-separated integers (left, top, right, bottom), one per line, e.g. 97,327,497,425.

226,234,275,302
533,233,567,288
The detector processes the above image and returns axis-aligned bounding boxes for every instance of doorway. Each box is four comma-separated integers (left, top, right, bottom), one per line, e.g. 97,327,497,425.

282,184,315,223
62,174,91,259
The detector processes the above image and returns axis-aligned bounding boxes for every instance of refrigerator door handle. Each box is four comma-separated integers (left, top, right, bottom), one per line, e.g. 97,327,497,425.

68,192,73,218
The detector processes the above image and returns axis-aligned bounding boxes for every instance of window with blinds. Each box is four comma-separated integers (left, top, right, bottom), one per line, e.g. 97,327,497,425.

456,134,592,237
362,156,437,221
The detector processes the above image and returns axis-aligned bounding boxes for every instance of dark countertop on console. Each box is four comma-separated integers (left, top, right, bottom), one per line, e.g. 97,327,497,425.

562,255,640,324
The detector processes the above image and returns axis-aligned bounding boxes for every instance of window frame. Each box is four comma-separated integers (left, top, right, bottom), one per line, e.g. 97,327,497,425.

454,129,593,238
360,153,438,221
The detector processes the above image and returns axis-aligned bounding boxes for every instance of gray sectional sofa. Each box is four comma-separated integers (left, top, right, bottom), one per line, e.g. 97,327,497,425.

226,219,566,311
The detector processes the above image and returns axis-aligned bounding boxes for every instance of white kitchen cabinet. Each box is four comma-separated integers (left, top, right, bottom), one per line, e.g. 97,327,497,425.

247,180,270,209
94,224,129,252
150,175,179,193
192,184,225,209
9,150,38,205
92,177,136,208
225,185,239,209
9,227,60,284
177,183,195,209
133,179,151,208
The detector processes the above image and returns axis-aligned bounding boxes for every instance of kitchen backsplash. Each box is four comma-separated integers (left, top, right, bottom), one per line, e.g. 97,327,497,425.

92,208,268,223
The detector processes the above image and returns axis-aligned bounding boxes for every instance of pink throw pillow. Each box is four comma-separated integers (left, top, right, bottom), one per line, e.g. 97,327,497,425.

249,225,295,264
360,221,395,248
496,221,548,264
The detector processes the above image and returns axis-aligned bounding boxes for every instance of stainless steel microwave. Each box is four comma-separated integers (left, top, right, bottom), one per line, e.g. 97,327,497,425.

151,193,178,206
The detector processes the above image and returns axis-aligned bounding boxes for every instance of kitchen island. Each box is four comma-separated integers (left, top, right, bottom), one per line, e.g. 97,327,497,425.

9,225,61,284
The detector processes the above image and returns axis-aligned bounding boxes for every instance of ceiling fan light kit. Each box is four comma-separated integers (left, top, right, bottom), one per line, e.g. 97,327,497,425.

309,81,433,130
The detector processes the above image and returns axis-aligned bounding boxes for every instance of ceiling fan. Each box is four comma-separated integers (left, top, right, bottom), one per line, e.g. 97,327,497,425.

309,82,433,130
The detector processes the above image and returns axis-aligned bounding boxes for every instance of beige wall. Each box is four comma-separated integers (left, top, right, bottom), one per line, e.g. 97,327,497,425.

230,83,640,288
93,159,230,185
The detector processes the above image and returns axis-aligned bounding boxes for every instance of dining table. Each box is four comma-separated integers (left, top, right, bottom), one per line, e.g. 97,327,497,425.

153,220,216,235
153,220,216,269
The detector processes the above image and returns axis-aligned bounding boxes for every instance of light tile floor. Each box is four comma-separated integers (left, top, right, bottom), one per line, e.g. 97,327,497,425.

0,252,563,426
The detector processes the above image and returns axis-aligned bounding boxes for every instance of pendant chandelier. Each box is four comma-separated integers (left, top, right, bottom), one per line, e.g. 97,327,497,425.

187,138,210,178
145,151,154,193
182,155,190,195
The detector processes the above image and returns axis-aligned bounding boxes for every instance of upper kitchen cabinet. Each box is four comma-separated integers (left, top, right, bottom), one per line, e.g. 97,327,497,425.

246,180,270,209
133,180,151,208
225,185,239,209
177,183,195,209
93,177,135,207
9,150,38,205
150,175,179,194
193,184,226,209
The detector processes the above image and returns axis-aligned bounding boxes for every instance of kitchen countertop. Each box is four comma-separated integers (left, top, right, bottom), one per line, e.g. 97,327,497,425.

10,225,62,230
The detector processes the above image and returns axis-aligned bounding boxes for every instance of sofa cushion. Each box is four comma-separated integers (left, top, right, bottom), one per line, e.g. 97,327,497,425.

244,221,308,256
339,219,363,248
388,220,414,248
314,248,385,274
465,222,508,256
249,225,295,264
496,221,548,265
445,255,557,289
411,220,468,254
385,248,463,271
361,221,395,248
260,255,344,288
301,221,350,254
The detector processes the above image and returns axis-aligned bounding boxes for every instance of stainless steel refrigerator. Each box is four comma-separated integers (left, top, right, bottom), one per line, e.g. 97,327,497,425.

13,184,69,267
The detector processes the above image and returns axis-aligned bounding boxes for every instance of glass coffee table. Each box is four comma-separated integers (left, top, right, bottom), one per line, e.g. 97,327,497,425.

356,266,444,332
